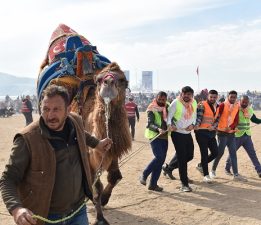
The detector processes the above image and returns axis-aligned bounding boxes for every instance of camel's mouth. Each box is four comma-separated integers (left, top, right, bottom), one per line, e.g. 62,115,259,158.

99,86,118,103
97,72,119,102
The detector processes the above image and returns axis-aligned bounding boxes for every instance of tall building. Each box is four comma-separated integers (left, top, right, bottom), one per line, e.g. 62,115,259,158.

142,71,153,91
124,70,130,82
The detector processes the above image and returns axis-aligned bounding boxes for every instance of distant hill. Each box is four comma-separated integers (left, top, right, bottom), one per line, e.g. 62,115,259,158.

0,72,36,96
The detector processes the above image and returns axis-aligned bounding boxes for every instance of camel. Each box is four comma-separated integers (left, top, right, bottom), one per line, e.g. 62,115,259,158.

83,62,132,224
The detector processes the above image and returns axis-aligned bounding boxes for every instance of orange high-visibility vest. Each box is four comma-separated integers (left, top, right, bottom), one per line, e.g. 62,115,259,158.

199,101,217,129
217,101,239,131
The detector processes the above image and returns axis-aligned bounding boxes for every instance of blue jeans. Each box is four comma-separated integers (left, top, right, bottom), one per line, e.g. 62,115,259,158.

225,134,261,174
46,205,88,225
143,138,168,187
212,134,238,175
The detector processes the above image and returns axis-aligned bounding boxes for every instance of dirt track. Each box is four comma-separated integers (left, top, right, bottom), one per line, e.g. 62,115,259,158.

1,112,261,225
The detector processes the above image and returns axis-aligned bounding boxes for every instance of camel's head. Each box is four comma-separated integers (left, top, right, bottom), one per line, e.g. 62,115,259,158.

95,62,128,104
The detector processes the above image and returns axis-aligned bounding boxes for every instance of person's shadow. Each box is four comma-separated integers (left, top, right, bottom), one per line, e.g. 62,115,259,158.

165,178,261,221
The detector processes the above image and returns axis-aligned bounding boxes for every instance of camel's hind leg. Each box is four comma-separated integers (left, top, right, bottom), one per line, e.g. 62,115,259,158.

101,160,122,206
92,178,110,225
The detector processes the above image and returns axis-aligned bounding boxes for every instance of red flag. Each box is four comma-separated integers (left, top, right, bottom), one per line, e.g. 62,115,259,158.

196,66,199,76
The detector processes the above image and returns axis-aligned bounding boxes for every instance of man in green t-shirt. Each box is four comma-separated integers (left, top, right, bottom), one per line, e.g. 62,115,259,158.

225,95,261,178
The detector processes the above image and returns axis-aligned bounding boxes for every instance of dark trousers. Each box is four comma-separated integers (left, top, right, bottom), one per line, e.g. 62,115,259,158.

22,112,33,126
128,117,136,139
169,132,194,186
212,134,238,175
143,138,168,187
226,134,261,174
195,132,218,176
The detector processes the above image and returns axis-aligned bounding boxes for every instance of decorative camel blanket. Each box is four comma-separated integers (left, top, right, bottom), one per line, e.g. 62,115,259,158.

37,24,111,99
48,24,91,64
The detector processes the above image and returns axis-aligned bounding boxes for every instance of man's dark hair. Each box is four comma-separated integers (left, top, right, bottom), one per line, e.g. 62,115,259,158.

208,89,218,95
228,90,237,96
42,85,70,106
157,91,167,98
241,95,249,101
181,86,194,94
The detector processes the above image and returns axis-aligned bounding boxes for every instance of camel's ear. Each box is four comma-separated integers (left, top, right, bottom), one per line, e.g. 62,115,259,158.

109,62,120,71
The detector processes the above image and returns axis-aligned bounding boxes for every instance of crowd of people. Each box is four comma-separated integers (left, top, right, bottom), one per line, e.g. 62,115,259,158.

0,95,38,114
0,95,38,125
139,86,261,193
126,90,261,112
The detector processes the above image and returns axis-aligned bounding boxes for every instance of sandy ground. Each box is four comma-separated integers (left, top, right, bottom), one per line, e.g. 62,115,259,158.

1,112,261,225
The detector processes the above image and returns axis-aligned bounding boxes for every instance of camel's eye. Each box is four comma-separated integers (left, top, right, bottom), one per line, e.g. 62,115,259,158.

97,77,103,83
118,78,125,83
118,78,127,87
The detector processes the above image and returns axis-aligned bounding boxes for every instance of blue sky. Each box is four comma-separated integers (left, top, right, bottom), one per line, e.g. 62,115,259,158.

0,0,261,92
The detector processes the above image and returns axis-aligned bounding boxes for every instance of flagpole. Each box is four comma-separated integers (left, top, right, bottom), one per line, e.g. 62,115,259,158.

198,72,200,93
196,66,200,92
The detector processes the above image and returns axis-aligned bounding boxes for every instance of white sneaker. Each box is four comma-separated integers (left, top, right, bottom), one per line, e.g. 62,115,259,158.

203,175,213,183
233,174,248,182
180,185,192,192
209,171,217,179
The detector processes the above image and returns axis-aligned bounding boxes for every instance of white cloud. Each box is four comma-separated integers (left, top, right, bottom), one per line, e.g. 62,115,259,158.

0,0,232,38
102,21,261,91
0,0,260,91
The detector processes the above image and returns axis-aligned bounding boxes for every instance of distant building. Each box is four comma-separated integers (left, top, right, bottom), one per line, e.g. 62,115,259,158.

124,70,130,82
142,71,153,91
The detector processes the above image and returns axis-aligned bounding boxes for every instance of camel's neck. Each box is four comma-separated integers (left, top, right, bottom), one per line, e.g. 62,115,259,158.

90,96,132,158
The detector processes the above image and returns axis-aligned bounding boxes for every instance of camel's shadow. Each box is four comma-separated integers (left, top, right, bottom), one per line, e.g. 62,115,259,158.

88,204,169,225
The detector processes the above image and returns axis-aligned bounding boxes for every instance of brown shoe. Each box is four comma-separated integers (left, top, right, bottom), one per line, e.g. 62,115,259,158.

148,185,163,192
162,164,176,180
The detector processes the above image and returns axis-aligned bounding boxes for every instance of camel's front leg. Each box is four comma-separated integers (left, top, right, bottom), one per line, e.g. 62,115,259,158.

92,178,110,225
101,160,122,206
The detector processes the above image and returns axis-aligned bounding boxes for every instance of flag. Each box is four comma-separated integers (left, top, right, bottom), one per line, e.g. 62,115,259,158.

196,66,199,76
